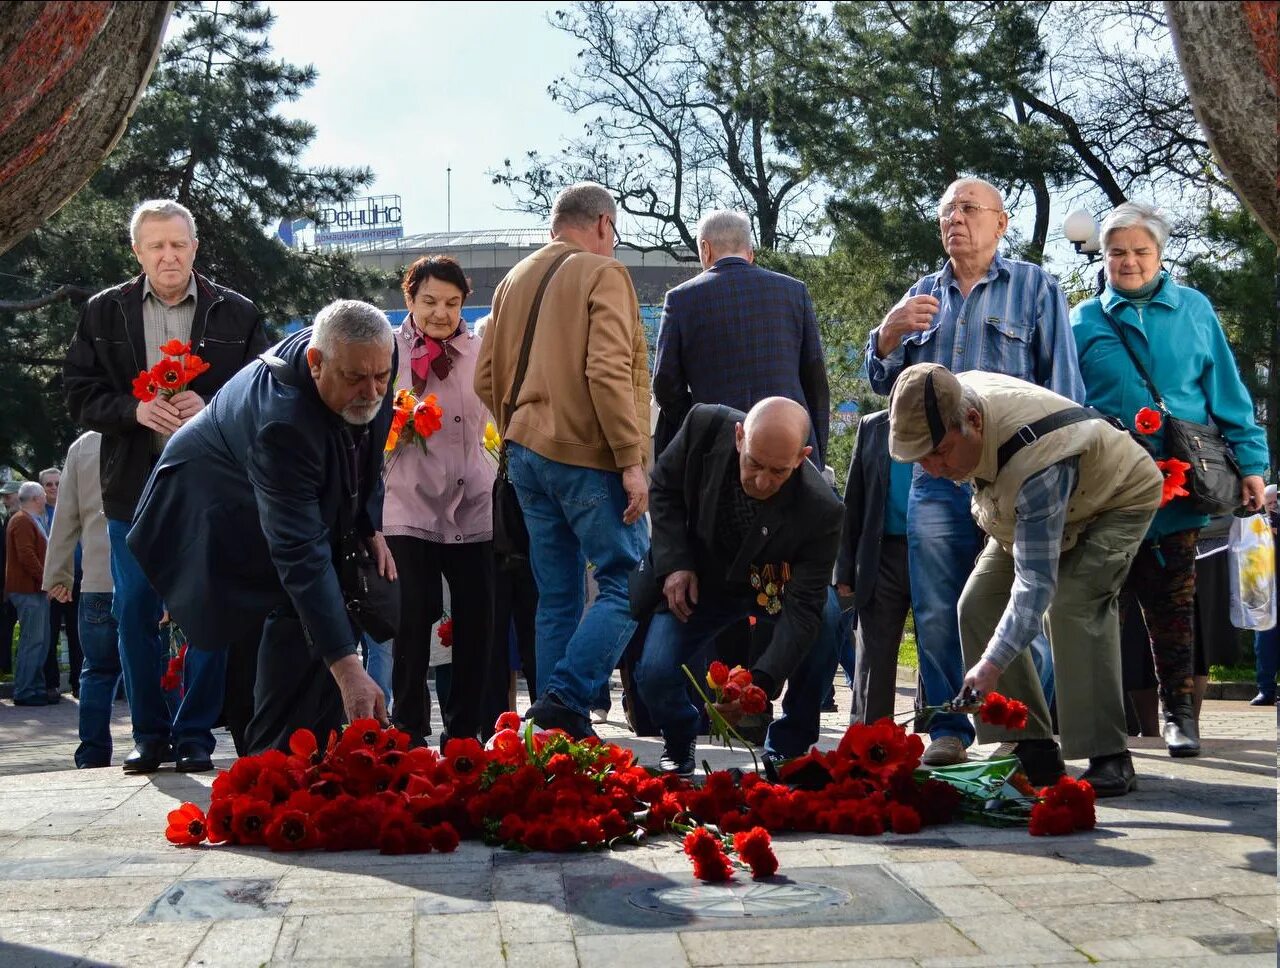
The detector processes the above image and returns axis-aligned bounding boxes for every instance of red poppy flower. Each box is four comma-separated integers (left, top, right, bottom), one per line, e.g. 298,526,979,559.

263,809,318,851
740,685,768,715
205,798,236,844
182,354,211,383
442,737,487,782
165,802,208,846
160,339,192,357
287,729,319,767
437,618,453,648
230,798,273,845
1134,407,1162,435
132,370,159,402
152,359,185,389
413,396,443,437
1156,458,1191,506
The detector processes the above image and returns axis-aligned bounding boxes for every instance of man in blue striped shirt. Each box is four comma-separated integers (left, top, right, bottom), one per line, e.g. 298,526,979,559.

865,178,1083,768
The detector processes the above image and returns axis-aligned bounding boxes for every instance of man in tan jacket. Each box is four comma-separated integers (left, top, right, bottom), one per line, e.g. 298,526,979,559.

889,363,1162,797
476,182,650,739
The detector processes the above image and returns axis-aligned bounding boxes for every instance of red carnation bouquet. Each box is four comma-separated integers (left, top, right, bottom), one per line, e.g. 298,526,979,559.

131,340,211,403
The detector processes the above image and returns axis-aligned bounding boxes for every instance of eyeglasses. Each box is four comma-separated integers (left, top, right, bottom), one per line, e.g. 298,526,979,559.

604,215,621,248
938,201,1004,222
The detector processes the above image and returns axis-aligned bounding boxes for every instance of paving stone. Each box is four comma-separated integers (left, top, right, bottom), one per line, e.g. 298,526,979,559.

496,898,575,943
503,940,579,968
917,953,1089,967
948,912,1075,954
80,921,209,965
913,884,1020,917
187,916,283,966
1192,931,1279,955
985,872,1141,909
677,922,978,965
414,911,506,968
0,940,87,967
140,877,285,923
1218,893,1278,922
882,860,980,888
0,875,175,912
1030,898,1270,943
575,932,690,968
289,911,412,960
1077,934,1216,960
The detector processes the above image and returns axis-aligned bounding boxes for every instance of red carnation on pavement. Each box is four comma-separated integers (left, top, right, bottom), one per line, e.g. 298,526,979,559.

1134,407,1162,435
683,827,734,882
165,803,207,846
732,826,778,879
442,737,487,782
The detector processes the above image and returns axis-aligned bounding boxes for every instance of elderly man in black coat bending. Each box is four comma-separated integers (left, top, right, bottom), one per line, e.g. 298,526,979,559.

634,398,844,776
128,300,397,754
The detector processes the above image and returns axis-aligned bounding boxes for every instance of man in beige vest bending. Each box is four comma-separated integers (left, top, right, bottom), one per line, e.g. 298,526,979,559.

888,363,1162,796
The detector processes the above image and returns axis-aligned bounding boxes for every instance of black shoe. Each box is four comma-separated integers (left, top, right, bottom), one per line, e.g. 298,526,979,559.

524,694,595,740
1249,691,1277,707
820,700,839,713
1162,694,1200,758
122,740,172,774
174,742,213,773
12,695,48,707
1012,739,1066,787
44,689,62,705
657,737,696,777
1081,751,1136,797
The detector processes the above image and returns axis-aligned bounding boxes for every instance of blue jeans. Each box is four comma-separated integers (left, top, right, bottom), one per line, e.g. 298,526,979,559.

637,587,841,759
1255,626,1279,697
506,443,648,717
10,592,50,703
908,474,1055,744
108,519,223,754
823,603,857,705
363,634,393,708
76,592,120,767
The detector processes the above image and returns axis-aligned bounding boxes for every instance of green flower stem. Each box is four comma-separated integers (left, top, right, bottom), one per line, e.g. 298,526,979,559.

681,664,761,773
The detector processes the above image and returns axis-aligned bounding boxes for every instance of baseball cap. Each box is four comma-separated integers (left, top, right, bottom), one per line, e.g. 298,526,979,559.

0,481,21,495
888,363,963,462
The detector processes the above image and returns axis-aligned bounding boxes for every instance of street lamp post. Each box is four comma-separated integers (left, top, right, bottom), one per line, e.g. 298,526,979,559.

1063,209,1102,262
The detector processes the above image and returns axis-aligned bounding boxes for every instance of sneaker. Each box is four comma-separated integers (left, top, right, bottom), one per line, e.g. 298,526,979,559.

920,736,968,767
524,694,594,740
657,737,696,777
590,708,608,724
1249,691,1277,707
1012,739,1066,787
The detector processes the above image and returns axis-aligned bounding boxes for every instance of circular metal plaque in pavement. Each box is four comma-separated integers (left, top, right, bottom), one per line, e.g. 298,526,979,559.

630,879,850,919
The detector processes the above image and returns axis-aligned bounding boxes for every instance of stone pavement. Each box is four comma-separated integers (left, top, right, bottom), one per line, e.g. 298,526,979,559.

0,678,1275,968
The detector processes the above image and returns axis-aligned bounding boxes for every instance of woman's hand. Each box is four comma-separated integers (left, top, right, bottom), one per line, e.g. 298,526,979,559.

1241,475,1265,512
367,531,397,581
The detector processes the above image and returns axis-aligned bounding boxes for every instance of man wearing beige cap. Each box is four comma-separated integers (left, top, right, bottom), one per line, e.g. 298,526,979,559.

888,363,1163,796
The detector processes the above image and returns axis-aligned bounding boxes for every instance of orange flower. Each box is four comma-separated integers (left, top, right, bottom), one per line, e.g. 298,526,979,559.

160,339,192,357
413,395,443,438
1134,407,1162,435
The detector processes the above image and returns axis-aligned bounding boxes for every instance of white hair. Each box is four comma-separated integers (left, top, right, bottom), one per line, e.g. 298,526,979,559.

696,210,754,255
130,199,197,244
940,177,1006,212
38,467,60,484
17,481,44,505
550,182,616,232
1100,202,1171,255
949,386,983,435
307,300,392,358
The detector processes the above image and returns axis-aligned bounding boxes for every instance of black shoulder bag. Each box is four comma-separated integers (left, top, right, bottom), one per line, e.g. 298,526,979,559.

1100,307,1242,515
492,250,574,567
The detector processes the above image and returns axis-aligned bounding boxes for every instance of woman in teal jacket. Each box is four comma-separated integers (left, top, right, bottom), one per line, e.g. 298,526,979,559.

1072,202,1268,759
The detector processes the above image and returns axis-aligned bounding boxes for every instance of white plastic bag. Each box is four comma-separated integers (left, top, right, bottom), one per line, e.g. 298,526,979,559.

1228,512,1276,630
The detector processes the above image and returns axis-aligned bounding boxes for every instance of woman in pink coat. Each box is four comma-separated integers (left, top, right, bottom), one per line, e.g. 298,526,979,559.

382,256,495,745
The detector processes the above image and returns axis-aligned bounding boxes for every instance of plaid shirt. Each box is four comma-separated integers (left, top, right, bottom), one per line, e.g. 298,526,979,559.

983,457,1079,670
866,254,1084,403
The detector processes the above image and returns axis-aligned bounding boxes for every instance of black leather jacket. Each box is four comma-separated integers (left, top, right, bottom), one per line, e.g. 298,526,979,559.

63,271,268,521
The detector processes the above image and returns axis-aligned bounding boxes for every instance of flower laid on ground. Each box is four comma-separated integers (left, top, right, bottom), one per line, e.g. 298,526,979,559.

1134,406,1163,435
1156,457,1191,506
162,710,1096,877
385,389,444,454
131,340,211,403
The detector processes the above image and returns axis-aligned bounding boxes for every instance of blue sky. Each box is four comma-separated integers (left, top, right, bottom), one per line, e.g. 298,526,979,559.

256,2,584,234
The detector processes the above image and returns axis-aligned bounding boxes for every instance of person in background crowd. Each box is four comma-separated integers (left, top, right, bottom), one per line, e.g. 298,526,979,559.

63,198,268,773
42,433,119,767
383,255,495,746
866,177,1077,768
476,182,650,740
1071,201,1268,757
6,482,51,706
129,302,396,755
1251,484,1278,706
0,481,20,677
651,209,829,464
38,467,80,699
836,410,915,724
889,363,1162,796
635,399,843,776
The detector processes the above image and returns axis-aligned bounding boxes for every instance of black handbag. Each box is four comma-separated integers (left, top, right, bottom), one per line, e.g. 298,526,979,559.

1101,304,1242,516
337,424,400,642
491,249,574,566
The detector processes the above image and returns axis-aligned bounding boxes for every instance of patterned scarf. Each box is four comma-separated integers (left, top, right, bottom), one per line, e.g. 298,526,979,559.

407,316,459,386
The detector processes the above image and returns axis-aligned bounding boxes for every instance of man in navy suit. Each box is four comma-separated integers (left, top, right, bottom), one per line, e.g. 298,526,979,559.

128,300,396,754
651,210,830,464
